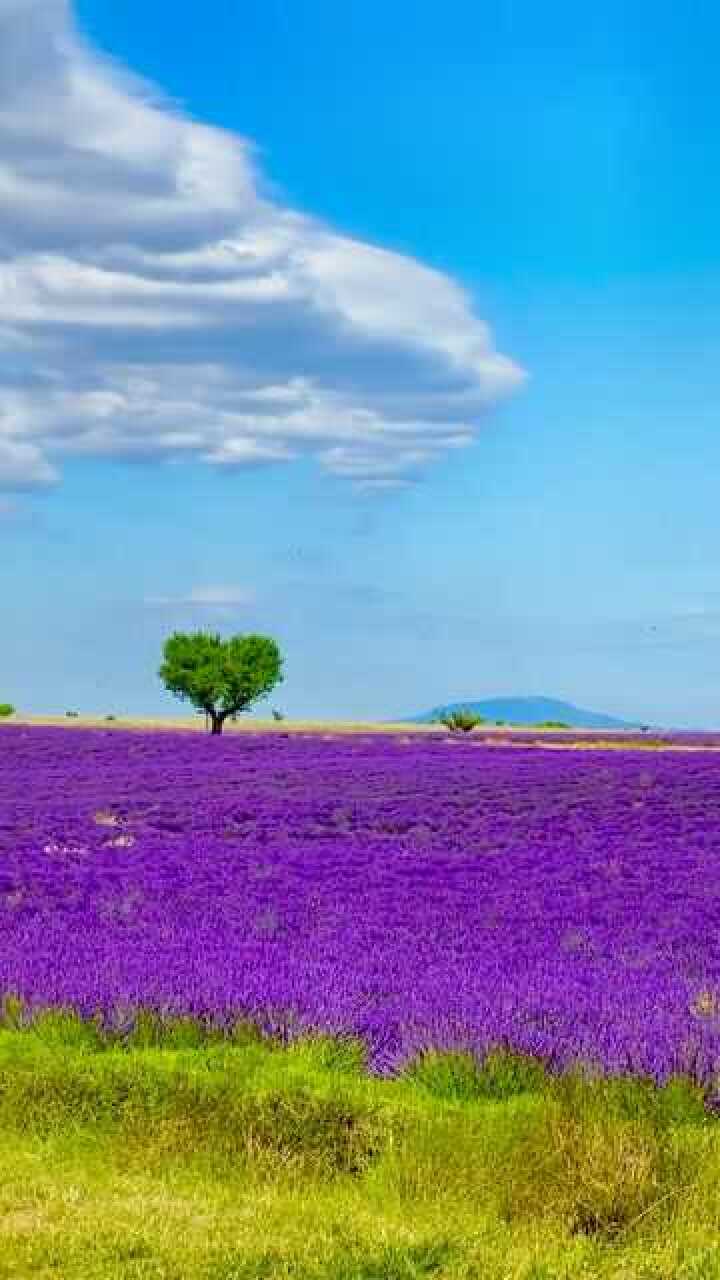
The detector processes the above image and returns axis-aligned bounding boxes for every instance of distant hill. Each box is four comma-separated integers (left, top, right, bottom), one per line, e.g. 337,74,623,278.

400,696,644,730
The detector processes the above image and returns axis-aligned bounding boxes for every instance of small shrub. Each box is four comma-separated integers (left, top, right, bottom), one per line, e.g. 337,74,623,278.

438,708,484,734
26,1007,105,1052
288,1032,368,1076
0,703,15,718
271,708,285,721
0,993,26,1030
496,1072,695,1238
534,720,570,729
105,714,116,721
122,1079,384,1178
129,1010,220,1051
405,1048,547,1102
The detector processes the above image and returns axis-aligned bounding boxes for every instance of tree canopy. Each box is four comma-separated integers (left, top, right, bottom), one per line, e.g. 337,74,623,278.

437,708,484,733
159,631,283,733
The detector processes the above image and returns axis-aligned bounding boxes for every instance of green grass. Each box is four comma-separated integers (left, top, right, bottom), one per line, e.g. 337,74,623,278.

1,1012,720,1277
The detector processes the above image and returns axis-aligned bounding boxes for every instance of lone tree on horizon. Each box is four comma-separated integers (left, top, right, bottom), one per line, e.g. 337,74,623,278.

159,631,283,734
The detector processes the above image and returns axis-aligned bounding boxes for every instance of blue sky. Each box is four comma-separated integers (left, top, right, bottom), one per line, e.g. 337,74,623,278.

2,0,720,725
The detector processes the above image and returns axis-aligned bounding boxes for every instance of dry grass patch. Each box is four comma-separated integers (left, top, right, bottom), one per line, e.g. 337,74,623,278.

496,1075,700,1241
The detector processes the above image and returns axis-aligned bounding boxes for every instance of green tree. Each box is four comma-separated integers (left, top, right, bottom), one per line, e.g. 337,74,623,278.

437,708,484,734
159,632,283,735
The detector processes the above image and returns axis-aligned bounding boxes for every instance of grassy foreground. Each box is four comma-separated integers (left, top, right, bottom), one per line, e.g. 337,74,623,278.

2,1013,720,1278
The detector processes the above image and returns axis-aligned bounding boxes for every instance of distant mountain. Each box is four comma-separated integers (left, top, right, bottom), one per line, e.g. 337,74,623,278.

400,696,644,730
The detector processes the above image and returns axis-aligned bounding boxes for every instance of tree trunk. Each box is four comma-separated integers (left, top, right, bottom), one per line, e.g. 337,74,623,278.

210,710,225,735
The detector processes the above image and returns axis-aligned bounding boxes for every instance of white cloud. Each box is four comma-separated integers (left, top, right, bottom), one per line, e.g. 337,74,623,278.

145,585,255,610
0,437,58,489
0,0,526,493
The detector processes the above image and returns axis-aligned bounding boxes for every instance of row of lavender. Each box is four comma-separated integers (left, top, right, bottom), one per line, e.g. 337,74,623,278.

2,724,720,1084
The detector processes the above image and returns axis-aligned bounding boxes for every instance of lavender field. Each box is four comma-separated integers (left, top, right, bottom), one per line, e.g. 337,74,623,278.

3,724,720,1086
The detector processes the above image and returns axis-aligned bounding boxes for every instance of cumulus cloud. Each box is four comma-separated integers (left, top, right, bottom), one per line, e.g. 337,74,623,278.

0,0,526,493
